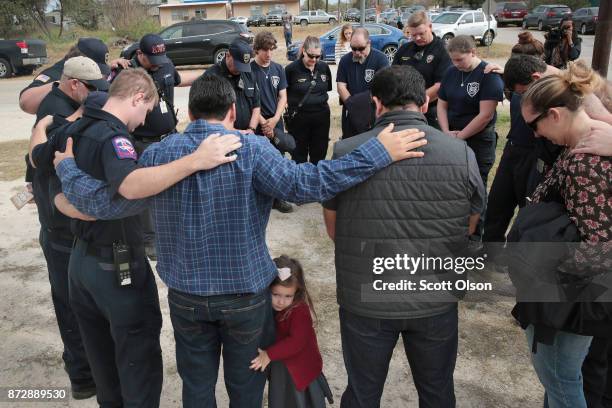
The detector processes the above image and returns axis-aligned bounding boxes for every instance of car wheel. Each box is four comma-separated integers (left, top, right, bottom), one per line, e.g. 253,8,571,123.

442,33,454,46
581,23,587,35
382,45,398,64
480,30,494,46
329,18,337,25
0,58,12,79
522,19,528,29
537,20,543,31
300,19,308,26
213,48,228,65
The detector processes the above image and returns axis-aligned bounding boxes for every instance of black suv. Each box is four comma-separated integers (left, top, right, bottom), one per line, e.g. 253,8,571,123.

121,20,253,66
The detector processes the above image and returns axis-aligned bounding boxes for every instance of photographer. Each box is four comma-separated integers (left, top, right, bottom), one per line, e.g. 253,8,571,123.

544,16,581,69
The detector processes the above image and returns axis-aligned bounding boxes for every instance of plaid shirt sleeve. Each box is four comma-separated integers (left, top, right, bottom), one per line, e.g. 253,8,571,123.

56,158,149,219
253,136,392,203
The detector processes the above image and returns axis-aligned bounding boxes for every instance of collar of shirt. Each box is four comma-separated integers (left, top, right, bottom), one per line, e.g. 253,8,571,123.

50,82,81,112
83,106,130,134
374,110,428,128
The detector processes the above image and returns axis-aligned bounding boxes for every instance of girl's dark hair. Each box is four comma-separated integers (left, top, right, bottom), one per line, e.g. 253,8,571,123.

271,255,316,321
512,31,544,58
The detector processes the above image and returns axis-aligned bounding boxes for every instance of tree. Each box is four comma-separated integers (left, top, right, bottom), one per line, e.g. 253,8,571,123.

0,0,50,38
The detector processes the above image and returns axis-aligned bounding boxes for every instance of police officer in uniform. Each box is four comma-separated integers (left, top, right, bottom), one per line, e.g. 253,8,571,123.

51,68,163,407
205,38,261,132
29,56,108,400
393,11,451,130
284,36,333,164
111,34,199,257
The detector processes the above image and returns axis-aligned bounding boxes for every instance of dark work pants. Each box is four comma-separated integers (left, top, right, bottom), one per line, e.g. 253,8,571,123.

288,108,331,165
68,240,163,408
167,288,275,408
483,141,536,251
134,139,156,246
465,127,497,239
284,31,292,48
339,306,458,408
583,337,612,408
39,229,94,390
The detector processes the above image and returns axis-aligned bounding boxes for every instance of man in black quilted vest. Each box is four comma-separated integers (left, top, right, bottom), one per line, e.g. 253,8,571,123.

323,65,485,408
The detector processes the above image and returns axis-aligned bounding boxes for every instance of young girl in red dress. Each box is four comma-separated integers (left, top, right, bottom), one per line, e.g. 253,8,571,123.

250,255,333,408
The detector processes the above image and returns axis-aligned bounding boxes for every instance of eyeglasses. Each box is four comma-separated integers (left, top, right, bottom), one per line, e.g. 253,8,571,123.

351,45,367,52
525,110,549,131
305,52,321,60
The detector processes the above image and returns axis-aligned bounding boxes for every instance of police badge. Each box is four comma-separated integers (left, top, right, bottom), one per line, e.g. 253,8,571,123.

271,75,280,88
321,74,327,82
364,69,375,83
426,54,434,63
243,54,250,64
466,82,480,98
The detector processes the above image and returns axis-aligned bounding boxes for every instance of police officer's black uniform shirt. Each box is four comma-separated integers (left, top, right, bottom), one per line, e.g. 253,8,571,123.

32,83,81,232
114,58,181,140
392,36,451,103
507,92,535,147
71,107,143,246
205,60,260,130
285,59,333,112
438,61,504,130
20,59,65,97
251,60,287,119
336,48,389,96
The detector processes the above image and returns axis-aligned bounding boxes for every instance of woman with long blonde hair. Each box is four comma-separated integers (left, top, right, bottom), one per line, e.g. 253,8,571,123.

334,24,353,65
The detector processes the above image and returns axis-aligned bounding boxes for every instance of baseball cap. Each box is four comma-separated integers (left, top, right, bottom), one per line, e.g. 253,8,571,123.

63,56,109,91
229,38,253,72
139,34,170,65
77,37,111,77
84,91,109,109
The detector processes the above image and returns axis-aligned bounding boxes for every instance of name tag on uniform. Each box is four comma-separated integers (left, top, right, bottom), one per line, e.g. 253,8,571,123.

160,101,168,114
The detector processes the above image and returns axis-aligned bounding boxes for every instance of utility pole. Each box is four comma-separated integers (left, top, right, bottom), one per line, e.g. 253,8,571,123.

592,0,611,78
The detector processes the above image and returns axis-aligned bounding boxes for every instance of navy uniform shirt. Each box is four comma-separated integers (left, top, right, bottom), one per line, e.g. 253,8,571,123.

69,107,143,246
392,36,451,100
251,60,287,119
285,59,332,112
112,58,181,140
205,60,260,130
32,84,81,232
20,59,65,97
507,92,535,147
438,61,504,130
336,48,389,96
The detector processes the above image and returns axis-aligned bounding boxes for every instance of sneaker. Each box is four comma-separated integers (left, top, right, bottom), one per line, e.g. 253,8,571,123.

272,199,294,213
71,385,96,400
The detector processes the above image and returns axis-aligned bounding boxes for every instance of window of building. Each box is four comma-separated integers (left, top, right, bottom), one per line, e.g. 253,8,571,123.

195,9,207,19
172,9,188,21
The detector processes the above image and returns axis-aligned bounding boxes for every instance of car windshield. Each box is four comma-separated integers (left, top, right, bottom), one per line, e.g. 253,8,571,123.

506,3,526,10
433,13,460,24
552,7,570,13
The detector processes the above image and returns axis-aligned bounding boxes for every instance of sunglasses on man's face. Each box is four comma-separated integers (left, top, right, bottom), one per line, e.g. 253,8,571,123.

351,45,367,52
306,52,321,60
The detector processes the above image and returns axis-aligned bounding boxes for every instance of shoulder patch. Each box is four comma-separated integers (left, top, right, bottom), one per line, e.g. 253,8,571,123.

35,74,50,83
111,137,137,160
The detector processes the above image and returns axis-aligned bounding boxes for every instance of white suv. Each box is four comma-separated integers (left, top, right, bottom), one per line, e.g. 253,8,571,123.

432,10,497,46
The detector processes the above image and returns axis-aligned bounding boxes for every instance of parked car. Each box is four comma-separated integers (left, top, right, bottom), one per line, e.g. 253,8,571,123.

381,10,399,25
120,20,253,66
399,5,426,14
493,1,528,27
522,4,572,31
0,38,47,79
365,8,377,22
247,14,266,27
344,8,360,22
266,9,286,26
572,7,598,34
230,16,248,25
287,23,408,64
432,10,497,46
293,9,338,26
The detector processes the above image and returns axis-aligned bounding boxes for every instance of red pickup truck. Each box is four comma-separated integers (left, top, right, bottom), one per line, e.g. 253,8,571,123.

0,38,48,78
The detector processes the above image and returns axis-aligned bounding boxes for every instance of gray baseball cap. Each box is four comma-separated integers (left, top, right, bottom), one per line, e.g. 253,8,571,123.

63,56,109,91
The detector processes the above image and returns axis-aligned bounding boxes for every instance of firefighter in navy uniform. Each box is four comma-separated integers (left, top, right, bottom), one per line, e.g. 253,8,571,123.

205,38,261,132
56,69,163,407
111,34,198,258
392,11,451,130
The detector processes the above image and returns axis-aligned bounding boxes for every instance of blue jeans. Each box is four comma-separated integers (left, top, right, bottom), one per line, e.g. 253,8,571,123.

339,306,458,408
168,288,274,408
526,325,593,408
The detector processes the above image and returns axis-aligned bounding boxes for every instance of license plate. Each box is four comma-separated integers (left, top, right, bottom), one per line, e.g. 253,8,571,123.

22,57,48,65
512,12,519,16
